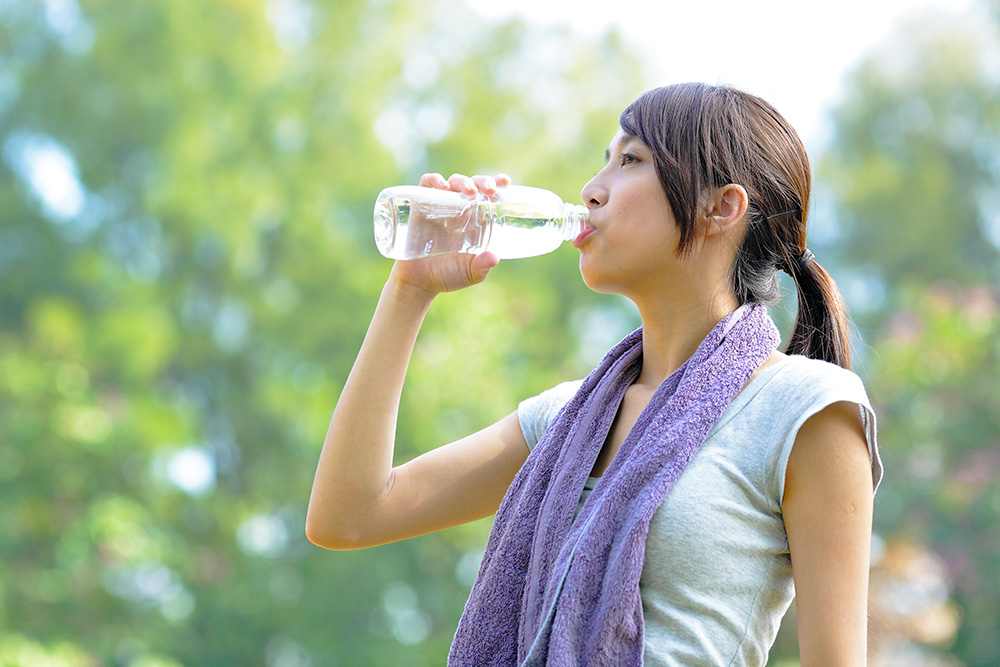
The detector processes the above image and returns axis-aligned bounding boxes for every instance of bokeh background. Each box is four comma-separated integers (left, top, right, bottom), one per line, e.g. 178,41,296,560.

2,0,999,664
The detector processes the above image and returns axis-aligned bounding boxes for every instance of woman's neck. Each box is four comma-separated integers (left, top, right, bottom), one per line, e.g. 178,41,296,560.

624,230,743,387
633,290,740,388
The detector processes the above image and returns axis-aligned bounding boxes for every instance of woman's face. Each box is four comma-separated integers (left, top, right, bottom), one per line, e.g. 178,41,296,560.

577,129,682,297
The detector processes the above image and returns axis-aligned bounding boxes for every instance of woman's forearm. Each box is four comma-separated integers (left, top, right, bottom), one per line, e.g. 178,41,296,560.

305,276,434,547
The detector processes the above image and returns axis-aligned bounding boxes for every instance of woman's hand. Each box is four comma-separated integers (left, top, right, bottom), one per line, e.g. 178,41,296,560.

388,172,511,304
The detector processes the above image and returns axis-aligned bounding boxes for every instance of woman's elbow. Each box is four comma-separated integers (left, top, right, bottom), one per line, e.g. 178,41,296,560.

306,471,398,549
305,510,366,550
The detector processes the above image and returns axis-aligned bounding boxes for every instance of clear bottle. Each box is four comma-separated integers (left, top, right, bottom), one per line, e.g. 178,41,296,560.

373,184,589,260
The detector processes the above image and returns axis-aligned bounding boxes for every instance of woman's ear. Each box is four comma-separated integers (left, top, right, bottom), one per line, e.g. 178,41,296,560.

702,184,749,238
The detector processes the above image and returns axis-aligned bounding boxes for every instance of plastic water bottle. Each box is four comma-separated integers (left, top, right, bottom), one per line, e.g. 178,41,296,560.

373,184,589,260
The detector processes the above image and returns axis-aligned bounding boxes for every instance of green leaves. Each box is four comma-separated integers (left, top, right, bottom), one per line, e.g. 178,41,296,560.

822,10,1000,664
0,0,641,663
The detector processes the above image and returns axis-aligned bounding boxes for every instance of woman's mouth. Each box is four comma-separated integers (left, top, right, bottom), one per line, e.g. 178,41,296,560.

573,226,596,249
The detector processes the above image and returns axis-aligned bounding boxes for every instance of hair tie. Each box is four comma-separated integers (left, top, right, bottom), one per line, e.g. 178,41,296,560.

780,248,815,275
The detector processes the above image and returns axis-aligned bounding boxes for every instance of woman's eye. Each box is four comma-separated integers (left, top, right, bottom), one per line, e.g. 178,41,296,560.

619,153,637,166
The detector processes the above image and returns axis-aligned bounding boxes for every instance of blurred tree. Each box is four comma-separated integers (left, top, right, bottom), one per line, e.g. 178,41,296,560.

866,286,1000,666
821,7,1000,319
820,5,1000,665
0,0,644,663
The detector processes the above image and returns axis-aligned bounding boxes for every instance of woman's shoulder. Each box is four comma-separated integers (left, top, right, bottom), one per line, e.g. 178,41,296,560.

739,354,882,495
757,354,872,410
518,379,584,451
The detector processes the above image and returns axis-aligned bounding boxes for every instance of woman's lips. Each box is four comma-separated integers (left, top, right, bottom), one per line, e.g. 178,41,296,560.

573,226,596,249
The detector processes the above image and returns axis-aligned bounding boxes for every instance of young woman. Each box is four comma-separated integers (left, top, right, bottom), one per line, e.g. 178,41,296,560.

307,83,882,666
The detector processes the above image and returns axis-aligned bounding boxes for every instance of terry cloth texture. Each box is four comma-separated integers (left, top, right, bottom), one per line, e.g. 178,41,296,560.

448,304,781,666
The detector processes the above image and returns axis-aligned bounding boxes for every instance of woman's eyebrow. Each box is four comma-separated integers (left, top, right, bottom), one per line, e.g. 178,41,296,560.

604,134,638,163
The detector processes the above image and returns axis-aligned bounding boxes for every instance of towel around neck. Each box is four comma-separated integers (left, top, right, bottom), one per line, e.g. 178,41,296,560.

449,304,781,666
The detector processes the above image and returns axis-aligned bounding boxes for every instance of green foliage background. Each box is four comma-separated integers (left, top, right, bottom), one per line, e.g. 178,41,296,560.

1,0,998,665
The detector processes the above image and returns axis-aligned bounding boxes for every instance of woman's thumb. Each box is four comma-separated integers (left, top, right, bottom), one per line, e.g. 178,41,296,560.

469,252,499,283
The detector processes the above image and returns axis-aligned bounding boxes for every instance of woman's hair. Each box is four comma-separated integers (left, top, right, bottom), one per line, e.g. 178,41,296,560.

619,83,852,369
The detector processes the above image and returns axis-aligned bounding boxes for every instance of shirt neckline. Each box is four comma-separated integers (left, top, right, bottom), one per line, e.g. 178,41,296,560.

586,355,794,484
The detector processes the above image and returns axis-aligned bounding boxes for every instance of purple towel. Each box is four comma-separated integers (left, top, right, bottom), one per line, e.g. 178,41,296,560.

449,304,780,666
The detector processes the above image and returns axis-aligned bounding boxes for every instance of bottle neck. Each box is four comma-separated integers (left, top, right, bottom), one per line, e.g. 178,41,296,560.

560,203,590,242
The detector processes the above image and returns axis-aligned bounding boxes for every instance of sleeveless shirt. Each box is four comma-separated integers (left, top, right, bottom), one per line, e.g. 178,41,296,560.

517,354,881,666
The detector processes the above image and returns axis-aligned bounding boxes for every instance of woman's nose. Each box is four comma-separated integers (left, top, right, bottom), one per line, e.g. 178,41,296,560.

580,172,606,209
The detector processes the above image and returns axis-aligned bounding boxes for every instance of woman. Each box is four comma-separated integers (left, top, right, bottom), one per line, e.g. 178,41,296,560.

307,83,882,666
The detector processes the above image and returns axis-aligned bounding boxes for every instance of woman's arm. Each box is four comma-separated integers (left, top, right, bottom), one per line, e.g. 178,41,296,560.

783,400,875,666
306,174,531,550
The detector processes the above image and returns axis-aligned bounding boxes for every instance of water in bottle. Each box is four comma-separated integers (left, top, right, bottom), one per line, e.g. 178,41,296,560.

373,185,589,260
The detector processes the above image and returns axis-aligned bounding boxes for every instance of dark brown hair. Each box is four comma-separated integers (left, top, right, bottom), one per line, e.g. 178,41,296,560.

619,83,852,369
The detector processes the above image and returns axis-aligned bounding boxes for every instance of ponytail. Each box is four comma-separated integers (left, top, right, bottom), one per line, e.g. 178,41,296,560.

783,253,852,370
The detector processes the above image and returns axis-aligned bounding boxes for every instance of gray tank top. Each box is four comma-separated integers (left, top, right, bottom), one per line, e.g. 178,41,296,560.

517,354,881,666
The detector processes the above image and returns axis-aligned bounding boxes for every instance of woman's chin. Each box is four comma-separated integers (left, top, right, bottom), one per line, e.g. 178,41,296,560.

578,261,620,296
578,256,598,291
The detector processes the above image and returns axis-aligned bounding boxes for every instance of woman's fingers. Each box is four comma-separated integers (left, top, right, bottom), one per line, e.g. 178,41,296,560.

419,172,450,189
472,174,512,194
420,172,511,196
445,173,476,194
472,174,499,196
